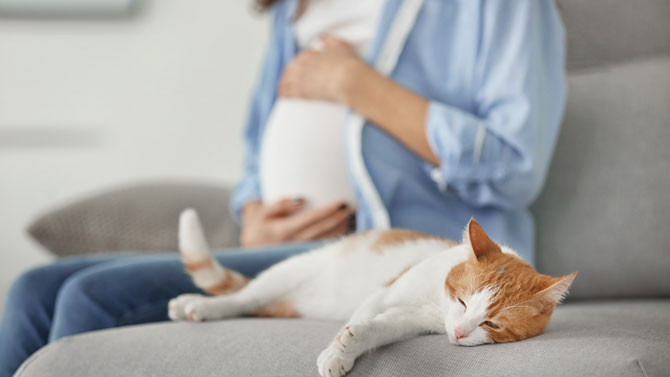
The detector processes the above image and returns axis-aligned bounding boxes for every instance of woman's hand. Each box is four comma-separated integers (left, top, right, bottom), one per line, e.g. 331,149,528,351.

279,36,363,103
240,198,355,247
279,35,438,165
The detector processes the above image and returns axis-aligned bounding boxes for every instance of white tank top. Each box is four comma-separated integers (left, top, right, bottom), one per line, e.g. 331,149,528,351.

259,0,384,209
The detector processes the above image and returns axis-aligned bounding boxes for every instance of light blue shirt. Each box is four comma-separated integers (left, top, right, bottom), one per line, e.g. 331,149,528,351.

231,0,566,265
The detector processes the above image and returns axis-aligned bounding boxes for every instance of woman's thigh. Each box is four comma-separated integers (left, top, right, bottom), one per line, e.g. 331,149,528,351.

0,254,132,377
1,253,130,338
50,253,193,340
49,241,323,340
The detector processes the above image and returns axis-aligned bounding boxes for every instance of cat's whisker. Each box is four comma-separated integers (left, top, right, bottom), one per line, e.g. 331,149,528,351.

499,304,535,313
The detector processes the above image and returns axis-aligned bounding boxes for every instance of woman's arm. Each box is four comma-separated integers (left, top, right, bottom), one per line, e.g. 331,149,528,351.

412,0,566,209
280,0,566,209
279,36,438,165
339,61,438,166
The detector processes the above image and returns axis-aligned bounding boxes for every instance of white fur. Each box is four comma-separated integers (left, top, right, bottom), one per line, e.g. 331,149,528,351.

169,211,518,377
178,209,210,261
176,209,248,293
443,287,495,346
178,209,223,288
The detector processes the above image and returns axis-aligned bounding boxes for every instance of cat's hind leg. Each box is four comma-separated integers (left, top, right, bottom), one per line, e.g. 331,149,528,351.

168,294,208,321
169,294,248,322
171,246,324,322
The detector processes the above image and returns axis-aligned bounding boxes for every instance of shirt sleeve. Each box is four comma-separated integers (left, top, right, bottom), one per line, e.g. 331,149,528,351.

230,7,291,221
425,0,566,210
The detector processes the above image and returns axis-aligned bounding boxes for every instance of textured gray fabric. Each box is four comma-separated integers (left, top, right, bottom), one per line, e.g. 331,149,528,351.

532,57,670,299
15,300,670,377
27,182,240,256
559,0,670,71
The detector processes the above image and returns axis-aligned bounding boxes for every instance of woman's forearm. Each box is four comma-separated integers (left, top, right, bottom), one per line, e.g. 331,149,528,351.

340,61,440,166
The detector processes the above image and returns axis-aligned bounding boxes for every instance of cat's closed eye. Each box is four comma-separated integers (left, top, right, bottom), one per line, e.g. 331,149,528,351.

480,320,500,329
457,298,466,309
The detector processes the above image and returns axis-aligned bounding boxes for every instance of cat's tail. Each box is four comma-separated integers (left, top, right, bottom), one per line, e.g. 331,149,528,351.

179,209,248,295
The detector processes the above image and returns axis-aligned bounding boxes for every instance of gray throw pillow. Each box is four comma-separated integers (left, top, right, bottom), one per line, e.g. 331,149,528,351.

27,182,240,256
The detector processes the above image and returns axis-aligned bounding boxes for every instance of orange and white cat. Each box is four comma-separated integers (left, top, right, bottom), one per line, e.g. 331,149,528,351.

168,209,576,377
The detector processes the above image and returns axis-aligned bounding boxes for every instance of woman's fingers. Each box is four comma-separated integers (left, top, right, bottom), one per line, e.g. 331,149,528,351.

311,214,354,241
278,201,350,239
240,198,356,246
290,205,354,242
278,52,310,98
264,197,306,218
278,78,298,98
320,35,351,49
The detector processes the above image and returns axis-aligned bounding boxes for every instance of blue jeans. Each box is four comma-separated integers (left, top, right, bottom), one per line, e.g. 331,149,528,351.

0,242,321,377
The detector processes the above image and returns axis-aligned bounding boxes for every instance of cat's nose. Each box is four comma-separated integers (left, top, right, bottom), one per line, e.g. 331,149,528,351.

455,329,466,340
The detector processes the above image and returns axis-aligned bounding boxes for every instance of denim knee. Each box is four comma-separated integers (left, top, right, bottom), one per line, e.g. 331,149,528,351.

0,266,59,377
5,265,59,311
50,271,117,340
4,256,114,314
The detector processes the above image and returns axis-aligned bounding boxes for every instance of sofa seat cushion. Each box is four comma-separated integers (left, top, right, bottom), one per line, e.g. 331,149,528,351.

15,300,670,377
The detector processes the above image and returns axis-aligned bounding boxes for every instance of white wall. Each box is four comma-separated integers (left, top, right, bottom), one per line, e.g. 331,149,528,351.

0,1,269,315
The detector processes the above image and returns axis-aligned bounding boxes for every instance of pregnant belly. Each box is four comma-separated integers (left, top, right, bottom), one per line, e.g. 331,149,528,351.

259,99,357,209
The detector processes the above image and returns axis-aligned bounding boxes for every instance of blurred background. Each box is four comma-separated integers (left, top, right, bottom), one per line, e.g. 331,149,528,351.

0,0,269,313
1,1,669,375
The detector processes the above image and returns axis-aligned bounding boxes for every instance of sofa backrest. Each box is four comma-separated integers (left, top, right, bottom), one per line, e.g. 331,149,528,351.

532,0,670,299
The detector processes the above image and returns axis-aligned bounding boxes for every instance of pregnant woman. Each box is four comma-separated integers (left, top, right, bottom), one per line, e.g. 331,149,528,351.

0,1,565,376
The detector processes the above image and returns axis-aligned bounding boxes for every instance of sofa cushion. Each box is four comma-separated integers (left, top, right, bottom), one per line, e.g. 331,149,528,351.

559,0,670,71
27,182,240,256
532,57,670,299
14,300,670,377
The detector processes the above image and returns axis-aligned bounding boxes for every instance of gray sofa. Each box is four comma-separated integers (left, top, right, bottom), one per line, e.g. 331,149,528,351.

14,0,670,376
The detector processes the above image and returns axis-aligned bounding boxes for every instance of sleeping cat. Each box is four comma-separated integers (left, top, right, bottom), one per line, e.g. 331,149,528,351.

168,209,576,377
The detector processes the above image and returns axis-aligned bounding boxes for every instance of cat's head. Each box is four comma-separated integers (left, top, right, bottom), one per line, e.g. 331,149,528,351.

443,219,576,346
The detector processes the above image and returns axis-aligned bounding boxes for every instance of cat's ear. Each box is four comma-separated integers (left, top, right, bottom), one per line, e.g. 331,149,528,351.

533,272,578,313
465,218,502,260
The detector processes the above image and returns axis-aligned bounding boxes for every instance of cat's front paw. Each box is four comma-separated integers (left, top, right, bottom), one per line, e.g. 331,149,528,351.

317,325,364,377
336,325,360,351
317,346,355,377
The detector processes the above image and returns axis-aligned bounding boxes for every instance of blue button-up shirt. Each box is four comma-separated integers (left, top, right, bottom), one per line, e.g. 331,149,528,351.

231,0,566,265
